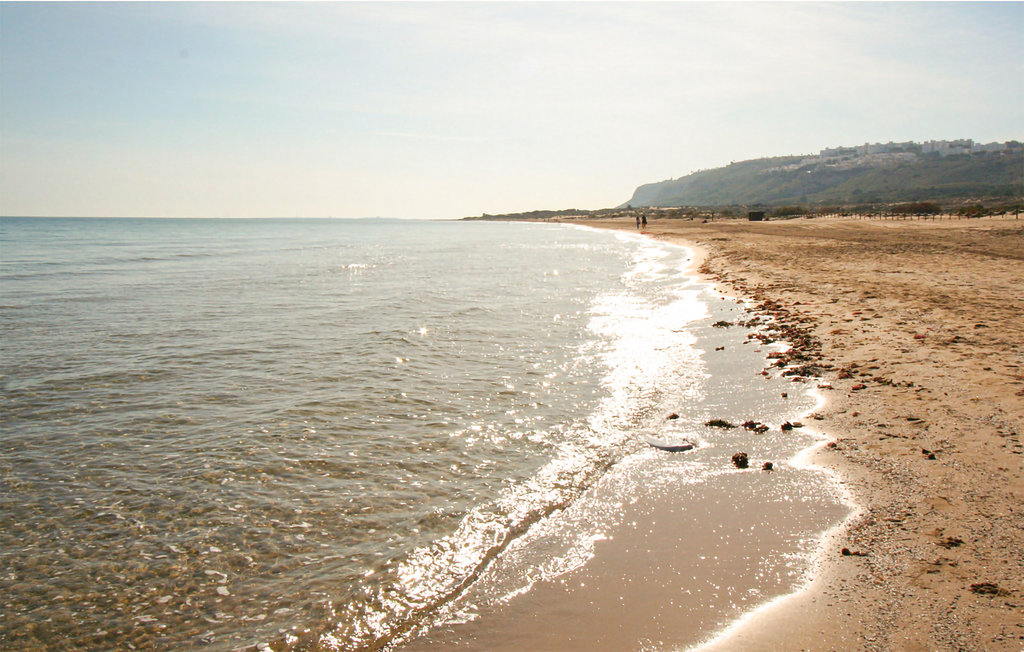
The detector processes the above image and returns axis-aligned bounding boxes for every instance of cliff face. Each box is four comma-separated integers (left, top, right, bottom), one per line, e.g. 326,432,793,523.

623,149,1024,207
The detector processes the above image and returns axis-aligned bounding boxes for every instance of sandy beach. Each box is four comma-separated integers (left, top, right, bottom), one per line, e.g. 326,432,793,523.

577,214,1024,650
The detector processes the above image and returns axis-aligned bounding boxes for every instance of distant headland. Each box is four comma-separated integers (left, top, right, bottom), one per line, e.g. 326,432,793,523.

465,139,1023,221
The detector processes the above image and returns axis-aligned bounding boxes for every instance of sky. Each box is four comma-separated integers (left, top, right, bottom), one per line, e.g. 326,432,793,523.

1,2,1022,219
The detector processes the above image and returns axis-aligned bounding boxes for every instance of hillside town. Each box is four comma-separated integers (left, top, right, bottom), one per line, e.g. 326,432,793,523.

768,139,1022,173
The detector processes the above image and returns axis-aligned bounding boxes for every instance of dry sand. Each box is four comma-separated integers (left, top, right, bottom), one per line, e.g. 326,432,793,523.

577,214,1024,650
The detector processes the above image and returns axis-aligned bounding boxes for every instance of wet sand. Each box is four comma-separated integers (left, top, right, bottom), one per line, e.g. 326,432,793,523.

582,215,1024,650
400,247,851,651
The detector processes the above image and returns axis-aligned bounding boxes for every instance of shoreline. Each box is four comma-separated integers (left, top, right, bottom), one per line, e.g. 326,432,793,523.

400,232,851,651
580,215,1024,650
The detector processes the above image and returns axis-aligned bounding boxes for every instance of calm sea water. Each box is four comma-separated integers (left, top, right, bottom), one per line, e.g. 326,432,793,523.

0,218,845,650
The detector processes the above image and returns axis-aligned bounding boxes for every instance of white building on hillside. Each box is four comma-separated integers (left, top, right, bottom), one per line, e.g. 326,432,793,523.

971,141,1008,153
922,139,973,156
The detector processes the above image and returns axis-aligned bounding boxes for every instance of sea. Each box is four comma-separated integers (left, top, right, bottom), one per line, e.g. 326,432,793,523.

0,217,849,650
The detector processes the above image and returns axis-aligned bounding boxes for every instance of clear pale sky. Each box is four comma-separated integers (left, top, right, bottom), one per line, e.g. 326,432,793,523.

1,2,1021,219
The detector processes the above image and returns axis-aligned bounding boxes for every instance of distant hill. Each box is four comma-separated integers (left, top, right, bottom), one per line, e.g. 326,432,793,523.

624,146,1024,208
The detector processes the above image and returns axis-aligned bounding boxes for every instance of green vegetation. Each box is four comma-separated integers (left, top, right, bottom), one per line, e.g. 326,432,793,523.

464,145,1022,221
623,149,1024,209
772,205,805,217
892,201,942,215
463,208,587,221
957,203,988,218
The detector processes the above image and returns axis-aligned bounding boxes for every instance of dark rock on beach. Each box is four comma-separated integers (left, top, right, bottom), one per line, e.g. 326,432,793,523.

741,420,770,433
706,419,737,429
969,582,1008,596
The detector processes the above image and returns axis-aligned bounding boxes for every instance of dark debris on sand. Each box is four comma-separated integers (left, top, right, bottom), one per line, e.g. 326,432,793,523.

739,298,834,382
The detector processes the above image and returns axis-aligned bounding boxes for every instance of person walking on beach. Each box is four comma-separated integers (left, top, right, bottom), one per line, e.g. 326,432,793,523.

636,215,641,230
641,213,648,231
